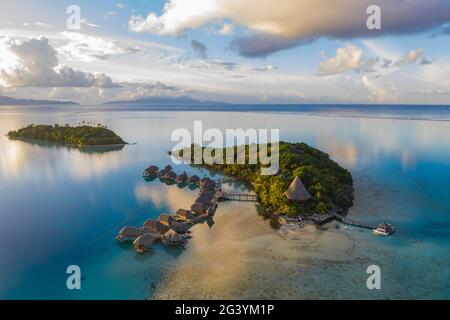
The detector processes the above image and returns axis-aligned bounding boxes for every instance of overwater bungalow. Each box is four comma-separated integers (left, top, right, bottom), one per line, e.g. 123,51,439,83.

133,233,160,253
170,221,191,234
175,208,193,221
143,219,169,234
158,214,176,227
163,170,177,180
188,175,200,184
143,165,159,177
199,177,216,191
115,226,145,242
161,229,187,246
191,200,210,215
196,191,215,203
157,165,173,178
284,176,312,201
176,171,188,184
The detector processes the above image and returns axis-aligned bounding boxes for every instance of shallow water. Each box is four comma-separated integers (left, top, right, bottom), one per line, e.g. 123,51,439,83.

0,105,449,299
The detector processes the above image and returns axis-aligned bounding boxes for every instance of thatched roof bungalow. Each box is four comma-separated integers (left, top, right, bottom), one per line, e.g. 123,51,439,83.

284,176,312,201
143,165,159,177
133,233,160,253
163,170,177,180
176,171,188,183
170,221,190,234
175,208,193,220
188,175,200,184
161,229,187,246
196,191,215,203
143,219,169,234
200,177,216,191
191,201,210,215
115,226,144,242
158,214,176,226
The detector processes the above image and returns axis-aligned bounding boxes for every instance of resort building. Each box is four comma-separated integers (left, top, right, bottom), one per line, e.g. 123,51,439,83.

143,165,159,177
116,226,145,242
158,214,176,226
188,175,200,184
143,219,169,234
175,208,193,221
176,171,188,184
199,177,216,191
133,233,160,253
191,201,210,215
284,176,312,201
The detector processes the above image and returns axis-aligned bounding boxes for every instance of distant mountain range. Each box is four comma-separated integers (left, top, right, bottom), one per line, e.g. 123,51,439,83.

0,95,78,106
104,95,228,105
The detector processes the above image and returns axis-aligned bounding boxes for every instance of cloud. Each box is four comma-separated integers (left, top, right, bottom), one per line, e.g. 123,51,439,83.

0,37,119,88
317,44,377,76
393,49,432,67
80,18,99,28
116,3,126,9
59,32,140,62
362,75,399,102
110,81,187,101
231,34,309,58
190,39,208,58
217,23,234,35
129,0,450,57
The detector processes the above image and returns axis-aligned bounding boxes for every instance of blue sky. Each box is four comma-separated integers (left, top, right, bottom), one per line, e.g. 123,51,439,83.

1,0,450,104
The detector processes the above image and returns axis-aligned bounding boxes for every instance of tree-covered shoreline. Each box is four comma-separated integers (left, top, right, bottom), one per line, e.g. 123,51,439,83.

7,124,126,148
173,141,354,217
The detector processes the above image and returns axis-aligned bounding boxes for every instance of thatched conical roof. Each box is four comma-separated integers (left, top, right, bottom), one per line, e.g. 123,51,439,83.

284,176,312,201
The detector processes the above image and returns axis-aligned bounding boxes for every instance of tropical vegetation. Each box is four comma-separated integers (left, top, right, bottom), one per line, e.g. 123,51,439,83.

174,142,354,217
8,124,125,148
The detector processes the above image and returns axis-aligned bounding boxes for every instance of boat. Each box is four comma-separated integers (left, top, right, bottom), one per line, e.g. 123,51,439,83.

373,223,395,236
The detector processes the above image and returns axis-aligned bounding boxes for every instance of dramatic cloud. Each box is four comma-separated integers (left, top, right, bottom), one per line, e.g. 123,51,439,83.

190,39,208,59
0,37,119,88
317,44,377,76
129,0,450,57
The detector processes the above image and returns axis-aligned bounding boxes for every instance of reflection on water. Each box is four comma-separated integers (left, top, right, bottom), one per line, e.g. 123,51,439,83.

0,105,449,299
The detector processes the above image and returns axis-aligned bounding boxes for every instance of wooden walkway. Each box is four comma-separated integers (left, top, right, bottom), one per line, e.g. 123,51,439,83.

330,212,376,230
220,193,258,202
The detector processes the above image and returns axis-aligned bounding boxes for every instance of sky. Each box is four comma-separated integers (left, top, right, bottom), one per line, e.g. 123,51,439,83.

1,0,450,105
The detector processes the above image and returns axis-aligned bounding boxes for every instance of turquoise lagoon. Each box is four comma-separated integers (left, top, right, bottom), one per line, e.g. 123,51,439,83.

0,105,449,299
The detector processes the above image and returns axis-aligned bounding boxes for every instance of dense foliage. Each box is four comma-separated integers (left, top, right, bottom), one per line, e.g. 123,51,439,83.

175,142,353,217
8,124,125,147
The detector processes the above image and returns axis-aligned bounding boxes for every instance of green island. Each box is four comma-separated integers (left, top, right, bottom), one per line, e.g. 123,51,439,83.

174,141,354,219
7,124,126,148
